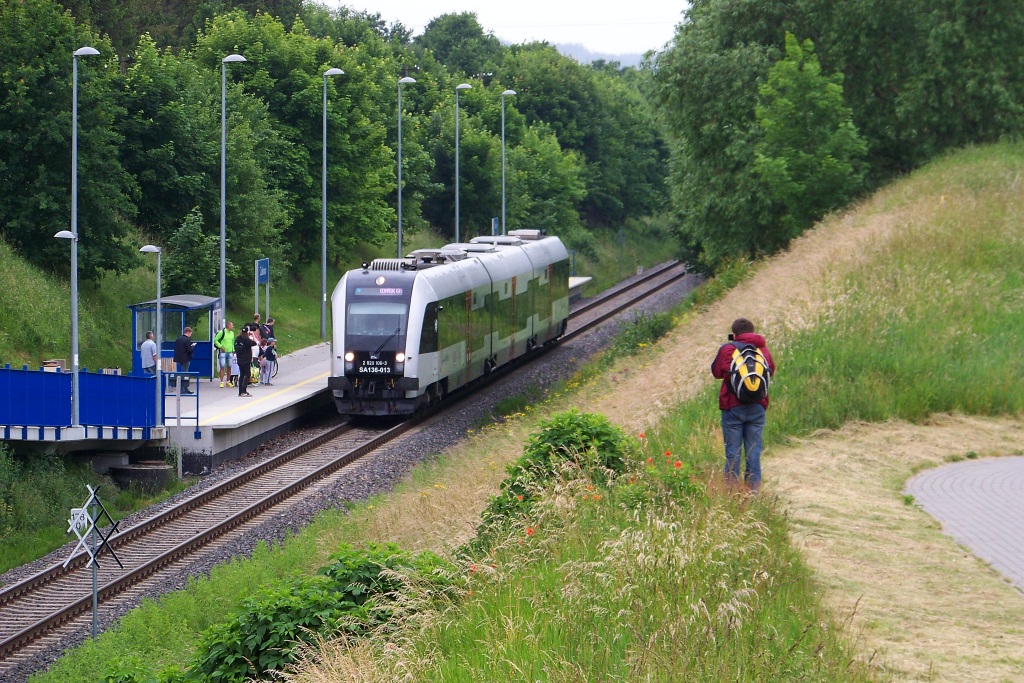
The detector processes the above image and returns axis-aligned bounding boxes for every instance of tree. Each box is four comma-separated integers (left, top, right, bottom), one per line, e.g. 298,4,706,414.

194,11,398,264
754,33,866,237
506,125,586,236
163,207,219,294
501,44,666,228
0,0,137,280
414,12,503,78
118,35,218,241
653,0,787,271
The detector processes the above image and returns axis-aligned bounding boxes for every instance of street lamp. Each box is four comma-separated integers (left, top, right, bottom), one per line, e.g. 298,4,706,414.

322,68,344,340
140,245,162,426
454,83,471,244
501,89,516,235
62,45,99,428
397,76,416,258
54,231,79,427
220,53,246,323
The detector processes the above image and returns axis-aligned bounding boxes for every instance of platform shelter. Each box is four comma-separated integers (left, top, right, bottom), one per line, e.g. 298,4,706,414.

127,295,221,379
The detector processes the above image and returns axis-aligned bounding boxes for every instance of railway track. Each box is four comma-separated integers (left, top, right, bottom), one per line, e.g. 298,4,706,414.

0,259,689,673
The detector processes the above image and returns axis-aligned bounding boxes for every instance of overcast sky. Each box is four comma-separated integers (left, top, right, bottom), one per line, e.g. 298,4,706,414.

324,1,686,56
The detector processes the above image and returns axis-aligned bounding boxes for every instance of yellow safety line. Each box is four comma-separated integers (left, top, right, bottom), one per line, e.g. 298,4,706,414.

199,371,330,426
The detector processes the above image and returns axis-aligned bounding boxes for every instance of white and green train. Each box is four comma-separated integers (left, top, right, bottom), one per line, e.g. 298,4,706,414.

329,230,570,415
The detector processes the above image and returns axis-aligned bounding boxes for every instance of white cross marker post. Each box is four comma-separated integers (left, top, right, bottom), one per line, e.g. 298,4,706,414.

64,485,122,638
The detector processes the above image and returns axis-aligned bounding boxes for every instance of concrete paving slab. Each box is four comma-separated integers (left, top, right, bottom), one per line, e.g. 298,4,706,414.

905,456,1024,593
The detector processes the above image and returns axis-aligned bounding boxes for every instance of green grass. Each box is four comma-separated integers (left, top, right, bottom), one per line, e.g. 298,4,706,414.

414,473,867,682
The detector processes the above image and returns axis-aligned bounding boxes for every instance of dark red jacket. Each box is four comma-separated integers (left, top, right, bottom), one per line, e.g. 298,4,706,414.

711,332,776,411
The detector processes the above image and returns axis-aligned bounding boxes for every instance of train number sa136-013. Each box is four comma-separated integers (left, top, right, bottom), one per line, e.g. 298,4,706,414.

358,359,391,374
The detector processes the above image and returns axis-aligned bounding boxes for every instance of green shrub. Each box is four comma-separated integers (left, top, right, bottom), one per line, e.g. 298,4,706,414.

183,543,457,683
471,411,631,553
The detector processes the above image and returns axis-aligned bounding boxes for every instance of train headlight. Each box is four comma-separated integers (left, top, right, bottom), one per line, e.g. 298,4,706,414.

395,352,406,363
344,351,355,362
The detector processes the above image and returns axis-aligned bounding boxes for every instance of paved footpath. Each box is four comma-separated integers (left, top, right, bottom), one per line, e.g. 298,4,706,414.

906,456,1024,593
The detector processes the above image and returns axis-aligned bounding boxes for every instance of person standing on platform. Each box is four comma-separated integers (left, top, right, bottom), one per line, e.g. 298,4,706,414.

173,327,196,394
234,328,253,397
260,338,277,385
214,321,236,388
140,331,158,376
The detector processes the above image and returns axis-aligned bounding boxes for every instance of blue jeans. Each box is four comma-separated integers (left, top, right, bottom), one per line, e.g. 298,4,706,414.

722,403,766,489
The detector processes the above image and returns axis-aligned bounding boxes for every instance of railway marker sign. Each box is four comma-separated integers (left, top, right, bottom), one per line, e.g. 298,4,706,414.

63,485,123,638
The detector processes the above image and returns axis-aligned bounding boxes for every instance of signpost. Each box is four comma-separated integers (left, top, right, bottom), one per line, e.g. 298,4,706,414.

254,258,270,320
64,485,123,638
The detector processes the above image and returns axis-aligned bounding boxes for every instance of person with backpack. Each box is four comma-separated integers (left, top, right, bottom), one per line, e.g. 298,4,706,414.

711,317,776,492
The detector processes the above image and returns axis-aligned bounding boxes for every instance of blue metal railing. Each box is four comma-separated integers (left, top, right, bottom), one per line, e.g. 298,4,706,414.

0,364,165,435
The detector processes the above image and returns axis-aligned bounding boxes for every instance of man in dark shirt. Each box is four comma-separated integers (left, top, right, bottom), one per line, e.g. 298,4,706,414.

173,327,196,394
234,329,253,397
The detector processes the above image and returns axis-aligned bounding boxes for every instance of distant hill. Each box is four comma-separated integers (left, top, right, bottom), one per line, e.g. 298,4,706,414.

556,43,646,68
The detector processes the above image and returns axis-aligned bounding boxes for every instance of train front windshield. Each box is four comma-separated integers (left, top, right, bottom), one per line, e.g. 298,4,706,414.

346,302,408,338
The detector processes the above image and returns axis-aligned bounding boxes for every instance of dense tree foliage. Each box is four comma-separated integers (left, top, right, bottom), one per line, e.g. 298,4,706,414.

754,33,866,238
57,0,303,53
0,0,137,280
655,0,1024,272
0,0,666,300
414,12,503,79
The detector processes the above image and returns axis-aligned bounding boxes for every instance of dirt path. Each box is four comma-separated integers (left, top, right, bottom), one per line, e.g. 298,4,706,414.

575,187,1024,681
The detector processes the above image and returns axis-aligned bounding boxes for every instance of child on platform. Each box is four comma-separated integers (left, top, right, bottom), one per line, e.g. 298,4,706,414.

260,338,278,386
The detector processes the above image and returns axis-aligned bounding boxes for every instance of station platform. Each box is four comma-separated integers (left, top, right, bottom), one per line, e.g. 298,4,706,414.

162,343,333,473
568,276,592,303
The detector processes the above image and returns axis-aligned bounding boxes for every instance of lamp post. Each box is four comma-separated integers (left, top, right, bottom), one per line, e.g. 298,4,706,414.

220,53,246,322
501,89,516,235
61,46,99,428
322,68,344,340
454,83,471,244
140,245,162,426
54,231,79,427
397,76,416,258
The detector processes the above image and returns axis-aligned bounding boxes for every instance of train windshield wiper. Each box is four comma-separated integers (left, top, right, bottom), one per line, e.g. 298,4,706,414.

374,327,402,357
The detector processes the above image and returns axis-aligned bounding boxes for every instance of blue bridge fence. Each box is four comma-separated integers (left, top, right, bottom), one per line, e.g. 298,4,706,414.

1,364,163,439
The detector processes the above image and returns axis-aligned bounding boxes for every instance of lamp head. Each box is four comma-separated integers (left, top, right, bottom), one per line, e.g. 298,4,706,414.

140,244,161,254
222,54,246,63
456,83,472,91
399,76,416,84
324,68,344,77
74,47,100,57
54,230,75,240
502,89,517,96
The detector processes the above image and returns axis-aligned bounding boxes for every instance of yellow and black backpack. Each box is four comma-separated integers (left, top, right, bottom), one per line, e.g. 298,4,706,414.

727,342,770,403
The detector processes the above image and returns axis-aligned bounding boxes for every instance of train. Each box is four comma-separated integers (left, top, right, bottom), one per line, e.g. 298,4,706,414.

328,229,571,416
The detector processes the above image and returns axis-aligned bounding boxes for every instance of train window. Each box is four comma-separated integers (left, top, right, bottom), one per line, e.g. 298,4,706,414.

347,302,408,336
420,302,438,354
